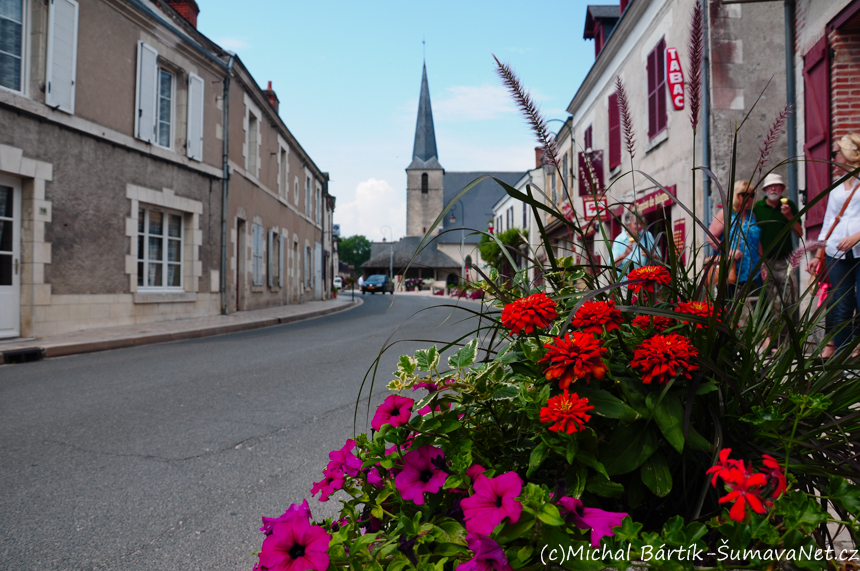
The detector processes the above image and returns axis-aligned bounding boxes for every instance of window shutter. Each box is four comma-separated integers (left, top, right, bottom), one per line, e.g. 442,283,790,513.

279,234,285,288
186,73,204,161
647,48,657,137
135,42,158,142
656,39,667,133
268,229,274,288
803,35,831,233
46,0,79,114
608,92,621,169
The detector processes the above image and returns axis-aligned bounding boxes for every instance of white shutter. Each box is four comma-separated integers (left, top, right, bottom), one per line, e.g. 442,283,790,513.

279,234,285,288
267,229,274,288
186,73,204,161
135,41,158,142
46,0,79,114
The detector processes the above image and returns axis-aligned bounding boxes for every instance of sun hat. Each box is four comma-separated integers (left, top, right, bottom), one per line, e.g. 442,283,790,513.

762,173,785,190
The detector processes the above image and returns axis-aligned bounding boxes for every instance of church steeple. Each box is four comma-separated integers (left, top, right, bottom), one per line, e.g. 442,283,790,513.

409,63,442,169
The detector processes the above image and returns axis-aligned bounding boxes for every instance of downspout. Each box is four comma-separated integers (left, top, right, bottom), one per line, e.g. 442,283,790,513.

785,0,798,207
702,0,712,250
220,53,236,315
322,176,328,299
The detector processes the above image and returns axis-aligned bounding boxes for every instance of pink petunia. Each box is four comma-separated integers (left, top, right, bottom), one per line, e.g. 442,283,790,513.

466,464,486,481
372,395,415,431
460,472,523,535
310,466,345,502
366,466,384,488
327,439,363,478
557,497,627,548
455,533,514,571
394,445,448,505
258,517,330,571
260,499,311,535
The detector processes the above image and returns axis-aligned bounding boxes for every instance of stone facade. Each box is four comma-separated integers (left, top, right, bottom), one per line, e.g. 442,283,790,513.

406,167,444,237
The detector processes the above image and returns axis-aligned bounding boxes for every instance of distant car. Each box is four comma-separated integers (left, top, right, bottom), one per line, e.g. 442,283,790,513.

362,274,394,294
333,276,343,289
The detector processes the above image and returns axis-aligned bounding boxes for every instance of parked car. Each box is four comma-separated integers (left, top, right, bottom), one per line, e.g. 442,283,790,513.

333,276,343,289
362,274,394,294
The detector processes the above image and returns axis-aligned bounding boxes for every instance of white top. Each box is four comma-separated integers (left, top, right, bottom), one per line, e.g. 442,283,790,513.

821,178,860,259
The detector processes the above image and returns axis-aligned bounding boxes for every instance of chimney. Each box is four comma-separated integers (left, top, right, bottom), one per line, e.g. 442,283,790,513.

263,81,279,113
166,0,200,28
535,147,545,169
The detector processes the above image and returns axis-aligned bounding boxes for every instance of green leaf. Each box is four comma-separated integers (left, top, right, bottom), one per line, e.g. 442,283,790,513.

586,475,624,498
396,354,417,376
829,476,860,512
564,464,588,499
386,559,411,571
527,442,550,478
415,346,440,371
521,339,545,364
443,475,464,490
491,386,518,399
538,503,566,526
432,543,469,556
439,417,462,434
448,339,478,369
647,393,686,454
600,423,659,475
496,513,535,543
740,405,789,431
576,450,609,479
351,532,378,554
640,450,673,497
576,388,640,422
685,426,712,452
565,439,578,464
695,381,718,395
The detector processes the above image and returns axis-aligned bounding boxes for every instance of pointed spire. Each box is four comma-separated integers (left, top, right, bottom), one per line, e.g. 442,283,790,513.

409,63,442,169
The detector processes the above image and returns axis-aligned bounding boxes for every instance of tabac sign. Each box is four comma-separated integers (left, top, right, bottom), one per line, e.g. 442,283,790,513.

582,196,609,221
666,47,685,110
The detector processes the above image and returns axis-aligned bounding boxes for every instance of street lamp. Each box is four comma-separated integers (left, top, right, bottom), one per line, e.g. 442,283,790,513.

380,225,393,280
448,201,466,284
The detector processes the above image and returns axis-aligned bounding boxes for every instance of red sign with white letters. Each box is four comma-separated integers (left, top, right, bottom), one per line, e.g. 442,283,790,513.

665,47,685,110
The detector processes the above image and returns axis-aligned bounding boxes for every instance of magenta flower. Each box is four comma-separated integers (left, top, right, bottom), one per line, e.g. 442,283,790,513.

461,472,523,535
258,517,331,571
557,497,628,547
260,500,311,535
456,533,514,571
310,466,345,502
466,464,486,481
327,439,363,477
366,466,384,488
371,395,415,431
413,381,440,392
394,445,448,505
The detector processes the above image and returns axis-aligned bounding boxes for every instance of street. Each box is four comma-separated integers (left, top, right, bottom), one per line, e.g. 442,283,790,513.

0,294,485,570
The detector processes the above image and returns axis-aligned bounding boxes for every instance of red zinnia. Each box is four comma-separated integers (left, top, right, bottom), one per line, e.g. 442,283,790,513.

540,390,595,434
571,299,623,335
541,332,609,389
500,292,558,335
675,300,719,329
627,265,671,292
630,333,699,385
631,314,674,332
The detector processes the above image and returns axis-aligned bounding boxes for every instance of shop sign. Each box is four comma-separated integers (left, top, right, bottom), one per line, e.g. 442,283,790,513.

582,196,609,220
666,48,685,110
635,185,676,215
673,217,686,264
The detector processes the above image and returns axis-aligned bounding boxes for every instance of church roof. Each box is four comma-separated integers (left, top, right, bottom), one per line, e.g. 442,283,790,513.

408,64,443,170
363,236,459,270
440,171,525,244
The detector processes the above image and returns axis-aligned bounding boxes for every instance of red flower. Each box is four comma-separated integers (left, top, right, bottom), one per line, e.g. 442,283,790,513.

718,467,768,522
630,333,699,385
706,448,743,487
675,300,719,328
627,265,671,292
761,454,787,498
571,299,623,335
631,314,674,332
541,332,609,389
500,292,558,335
540,390,595,434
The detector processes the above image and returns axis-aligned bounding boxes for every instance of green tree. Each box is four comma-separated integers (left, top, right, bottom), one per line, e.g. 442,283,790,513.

338,235,372,269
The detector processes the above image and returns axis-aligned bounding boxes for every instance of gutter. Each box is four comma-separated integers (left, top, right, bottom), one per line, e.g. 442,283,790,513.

702,0,712,245
220,54,236,315
785,0,798,208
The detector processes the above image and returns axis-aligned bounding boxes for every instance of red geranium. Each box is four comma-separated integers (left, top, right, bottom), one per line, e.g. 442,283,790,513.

571,299,623,335
541,332,609,389
540,390,594,434
630,333,699,385
627,265,671,292
761,454,788,498
675,300,719,328
631,314,674,332
719,467,768,522
500,292,558,335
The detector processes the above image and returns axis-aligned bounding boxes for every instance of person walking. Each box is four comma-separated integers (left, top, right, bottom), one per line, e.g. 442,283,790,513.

806,133,860,358
357,275,365,294
707,181,764,299
612,210,656,272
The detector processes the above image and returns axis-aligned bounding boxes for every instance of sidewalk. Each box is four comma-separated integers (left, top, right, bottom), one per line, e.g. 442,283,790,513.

0,297,360,363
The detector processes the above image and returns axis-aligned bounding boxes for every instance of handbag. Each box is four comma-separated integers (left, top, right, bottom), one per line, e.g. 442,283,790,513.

810,179,860,287
705,254,738,286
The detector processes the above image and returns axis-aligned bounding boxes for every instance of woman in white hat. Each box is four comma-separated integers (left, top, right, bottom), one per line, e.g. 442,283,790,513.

807,133,860,357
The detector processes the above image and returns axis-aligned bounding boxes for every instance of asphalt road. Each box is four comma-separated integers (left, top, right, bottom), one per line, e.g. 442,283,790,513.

0,293,486,571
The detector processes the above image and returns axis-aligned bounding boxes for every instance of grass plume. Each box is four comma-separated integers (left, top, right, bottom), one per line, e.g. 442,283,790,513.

687,1,704,134
615,76,636,160
756,104,792,181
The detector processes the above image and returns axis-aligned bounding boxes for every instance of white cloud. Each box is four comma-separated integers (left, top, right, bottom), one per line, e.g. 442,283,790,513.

433,85,516,122
335,179,405,241
215,37,251,51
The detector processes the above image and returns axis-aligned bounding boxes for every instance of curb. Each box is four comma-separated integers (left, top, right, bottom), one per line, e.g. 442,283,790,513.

2,299,362,363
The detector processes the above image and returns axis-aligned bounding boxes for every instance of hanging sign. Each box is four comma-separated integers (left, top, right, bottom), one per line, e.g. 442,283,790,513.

582,196,609,221
635,185,676,215
673,218,686,264
665,47,685,110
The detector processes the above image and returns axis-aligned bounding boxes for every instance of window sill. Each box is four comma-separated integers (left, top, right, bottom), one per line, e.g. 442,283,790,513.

645,130,668,154
134,291,196,304
251,285,264,293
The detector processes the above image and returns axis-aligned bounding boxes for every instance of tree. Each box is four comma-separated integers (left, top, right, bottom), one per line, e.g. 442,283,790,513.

338,235,372,269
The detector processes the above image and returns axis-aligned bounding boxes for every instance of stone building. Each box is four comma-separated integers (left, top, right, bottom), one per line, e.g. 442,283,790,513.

0,0,331,339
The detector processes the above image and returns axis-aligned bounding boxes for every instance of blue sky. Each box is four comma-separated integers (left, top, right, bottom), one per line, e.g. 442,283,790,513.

197,1,597,240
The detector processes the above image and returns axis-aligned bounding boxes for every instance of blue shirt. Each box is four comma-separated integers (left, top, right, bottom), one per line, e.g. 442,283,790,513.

727,211,761,282
612,230,656,271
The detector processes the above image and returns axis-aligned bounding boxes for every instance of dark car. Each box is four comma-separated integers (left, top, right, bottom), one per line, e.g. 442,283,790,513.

362,274,394,294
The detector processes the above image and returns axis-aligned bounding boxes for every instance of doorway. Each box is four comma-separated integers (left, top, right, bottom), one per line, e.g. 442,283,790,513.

0,176,21,338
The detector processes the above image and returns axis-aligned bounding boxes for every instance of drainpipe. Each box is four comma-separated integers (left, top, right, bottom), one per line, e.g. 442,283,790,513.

322,175,328,299
220,53,236,315
785,0,798,207
702,0,712,250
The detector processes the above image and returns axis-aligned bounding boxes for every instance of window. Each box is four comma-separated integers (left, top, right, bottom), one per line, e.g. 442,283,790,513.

421,173,428,193
522,201,528,228
497,215,503,233
551,171,557,202
278,146,289,199
608,92,621,169
584,125,593,150
46,0,79,113
507,206,514,230
647,38,667,138
252,223,263,286
138,207,182,289
305,177,311,217
316,185,321,224
247,111,259,176
0,0,25,92
268,229,284,288
156,69,174,148
294,176,299,205
562,153,569,192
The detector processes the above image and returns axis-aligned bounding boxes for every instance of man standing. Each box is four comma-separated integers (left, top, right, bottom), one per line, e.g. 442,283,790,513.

753,173,801,311
611,210,656,272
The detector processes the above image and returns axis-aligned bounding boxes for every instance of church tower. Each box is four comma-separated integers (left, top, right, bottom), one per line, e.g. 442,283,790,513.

406,64,444,237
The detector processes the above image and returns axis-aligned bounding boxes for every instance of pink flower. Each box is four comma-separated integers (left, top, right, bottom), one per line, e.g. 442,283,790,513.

260,500,311,535
466,464,486,481
366,467,384,488
258,517,330,571
310,466,345,502
327,439,363,478
461,472,523,535
371,395,415,431
394,445,448,505
456,533,514,571
557,497,627,548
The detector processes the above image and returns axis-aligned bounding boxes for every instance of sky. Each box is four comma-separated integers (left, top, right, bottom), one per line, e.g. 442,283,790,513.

197,1,597,241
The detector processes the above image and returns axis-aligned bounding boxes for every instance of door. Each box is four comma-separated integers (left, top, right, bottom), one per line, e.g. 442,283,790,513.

0,176,22,338
803,35,831,239
314,242,322,299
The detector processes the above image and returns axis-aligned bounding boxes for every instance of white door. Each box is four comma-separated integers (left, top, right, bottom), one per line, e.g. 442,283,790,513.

0,176,22,338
